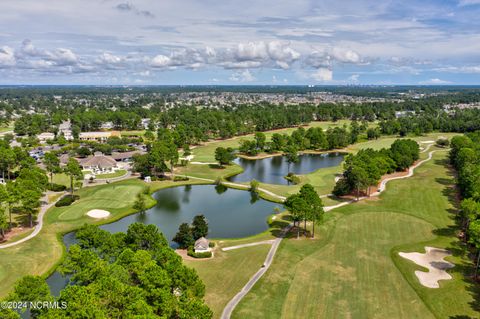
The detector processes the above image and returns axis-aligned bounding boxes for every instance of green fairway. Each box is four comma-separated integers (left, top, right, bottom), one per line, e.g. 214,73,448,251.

185,245,271,318
232,150,479,318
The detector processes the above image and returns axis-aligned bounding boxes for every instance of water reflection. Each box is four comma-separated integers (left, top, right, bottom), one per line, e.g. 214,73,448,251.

230,153,344,185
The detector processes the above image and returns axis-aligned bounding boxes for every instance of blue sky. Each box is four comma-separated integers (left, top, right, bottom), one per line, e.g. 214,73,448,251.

0,0,480,85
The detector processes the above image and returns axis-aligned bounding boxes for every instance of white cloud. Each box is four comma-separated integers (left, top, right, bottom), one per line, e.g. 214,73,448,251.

150,54,172,68
229,69,256,82
0,46,16,67
348,74,360,82
434,65,480,73
97,52,123,65
419,78,452,84
311,68,333,82
330,48,361,64
458,0,480,6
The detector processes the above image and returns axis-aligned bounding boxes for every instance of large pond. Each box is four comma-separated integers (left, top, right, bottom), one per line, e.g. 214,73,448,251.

229,152,345,185
46,185,280,296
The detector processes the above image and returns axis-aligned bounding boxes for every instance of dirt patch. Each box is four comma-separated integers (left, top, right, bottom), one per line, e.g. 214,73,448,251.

399,246,454,288
0,227,33,243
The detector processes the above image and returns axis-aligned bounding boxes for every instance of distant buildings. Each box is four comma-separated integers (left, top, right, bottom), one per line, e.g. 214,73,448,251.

395,111,416,118
36,132,55,143
58,120,73,140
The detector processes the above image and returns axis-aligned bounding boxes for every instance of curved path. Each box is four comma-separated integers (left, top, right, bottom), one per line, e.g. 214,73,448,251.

0,191,64,249
220,149,440,318
220,224,292,319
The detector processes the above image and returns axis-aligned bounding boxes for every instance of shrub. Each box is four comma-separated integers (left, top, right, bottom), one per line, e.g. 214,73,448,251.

332,178,350,196
284,173,300,185
187,248,212,258
174,176,189,182
436,138,450,147
48,183,67,192
55,195,80,207
208,241,215,248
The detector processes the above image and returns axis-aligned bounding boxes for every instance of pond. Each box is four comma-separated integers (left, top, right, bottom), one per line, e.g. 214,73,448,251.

229,152,345,185
47,185,281,296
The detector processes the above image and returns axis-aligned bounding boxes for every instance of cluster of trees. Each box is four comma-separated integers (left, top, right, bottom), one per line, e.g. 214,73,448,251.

214,147,236,167
0,166,47,237
450,133,480,278
132,129,179,178
0,135,85,239
333,139,420,198
1,223,211,318
173,215,209,249
379,109,480,136
238,123,370,158
284,184,324,238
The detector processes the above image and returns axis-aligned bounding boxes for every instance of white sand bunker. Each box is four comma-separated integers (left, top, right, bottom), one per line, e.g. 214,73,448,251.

420,140,435,144
399,246,454,288
87,209,111,219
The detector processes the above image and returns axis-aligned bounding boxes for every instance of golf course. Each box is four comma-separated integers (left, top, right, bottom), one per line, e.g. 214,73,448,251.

0,124,477,319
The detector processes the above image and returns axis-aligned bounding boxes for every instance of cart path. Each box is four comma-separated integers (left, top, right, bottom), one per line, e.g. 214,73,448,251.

0,191,64,249
220,224,292,319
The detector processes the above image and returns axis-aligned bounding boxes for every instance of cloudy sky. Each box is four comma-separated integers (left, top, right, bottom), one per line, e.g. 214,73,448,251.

1,0,480,85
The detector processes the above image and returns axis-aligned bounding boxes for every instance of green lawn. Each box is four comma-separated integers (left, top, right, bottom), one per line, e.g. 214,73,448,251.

0,122,13,133
52,173,71,188
185,245,271,318
231,150,479,318
94,169,127,179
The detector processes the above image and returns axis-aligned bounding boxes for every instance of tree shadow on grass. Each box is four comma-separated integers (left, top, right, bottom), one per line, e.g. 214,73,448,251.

434,161,480,313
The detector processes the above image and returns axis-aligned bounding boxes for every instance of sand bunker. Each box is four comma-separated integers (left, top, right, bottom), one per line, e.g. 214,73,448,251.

420,140,435,144
86,209,111,219
399,246,454,288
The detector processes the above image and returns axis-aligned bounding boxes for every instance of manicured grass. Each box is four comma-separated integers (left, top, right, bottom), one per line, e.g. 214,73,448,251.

94,169,127,179
185,245,271,318
176,163,243,181
119,130,146,136
52,173,71,188
346,132,459,153
0,122,13,133
232,151,479,318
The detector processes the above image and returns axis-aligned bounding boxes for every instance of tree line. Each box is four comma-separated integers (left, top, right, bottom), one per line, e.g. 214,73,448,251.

450,132,480,279
333,139,420,199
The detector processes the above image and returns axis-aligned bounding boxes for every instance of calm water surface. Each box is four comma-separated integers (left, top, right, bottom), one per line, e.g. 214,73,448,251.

229,152,345,184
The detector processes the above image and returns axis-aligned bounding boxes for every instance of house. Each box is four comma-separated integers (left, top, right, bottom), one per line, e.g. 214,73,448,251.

194,237,210,253
37,132,55,143
79,131,120,142
79,152,118,173
100,121,114,130
141,118,151,129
